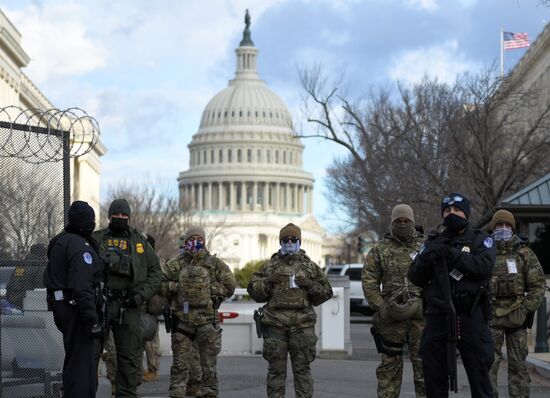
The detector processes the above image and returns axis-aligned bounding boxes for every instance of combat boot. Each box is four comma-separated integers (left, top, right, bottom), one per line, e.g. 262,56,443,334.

142,370,159,382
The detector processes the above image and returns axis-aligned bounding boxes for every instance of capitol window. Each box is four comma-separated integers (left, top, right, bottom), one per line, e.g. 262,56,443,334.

275,150,279,164
219,149,223,163
247,149,252,162
239,111,243,117
231,111,235,117
267,150,271,163
211,150,215,164
228,149,233,163
255,111,258,117
237,149,242,162
257,149,261,162
290,152,293,164
283,151,286,164
224,111,228,118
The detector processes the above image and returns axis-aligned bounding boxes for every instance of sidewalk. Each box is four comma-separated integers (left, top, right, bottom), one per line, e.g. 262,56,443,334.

527,352,550,379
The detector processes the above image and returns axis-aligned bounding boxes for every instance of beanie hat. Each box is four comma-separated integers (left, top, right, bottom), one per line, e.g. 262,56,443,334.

68,200,95,230
108,198,131,217
441,192,471,219
184,226,206,242
391,204,414,224
279,223,301,241
491,209,515,231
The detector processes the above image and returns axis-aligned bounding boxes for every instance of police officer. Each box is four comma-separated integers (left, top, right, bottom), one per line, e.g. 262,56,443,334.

159,226,235,398
43,200,104,398
247,223,333,398
362,204,425,398
93,198,161,397
408,193,496,398
488,210,545,397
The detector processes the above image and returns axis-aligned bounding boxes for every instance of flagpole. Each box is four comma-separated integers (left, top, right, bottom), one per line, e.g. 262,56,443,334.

500,27,504,78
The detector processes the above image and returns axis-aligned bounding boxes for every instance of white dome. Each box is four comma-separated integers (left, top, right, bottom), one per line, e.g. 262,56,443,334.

199,81,292,129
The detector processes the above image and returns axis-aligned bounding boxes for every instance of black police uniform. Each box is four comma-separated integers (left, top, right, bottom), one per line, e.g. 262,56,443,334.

44,228,103,397
408,225,496,398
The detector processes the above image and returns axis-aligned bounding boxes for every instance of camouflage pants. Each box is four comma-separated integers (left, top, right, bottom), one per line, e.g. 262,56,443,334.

170,323,220,398
490,327,530,398
144,323,161,372
373,314,426,398
262,326,317,398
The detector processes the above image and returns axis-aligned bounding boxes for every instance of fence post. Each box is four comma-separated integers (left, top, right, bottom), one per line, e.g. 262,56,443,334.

534,297,549,353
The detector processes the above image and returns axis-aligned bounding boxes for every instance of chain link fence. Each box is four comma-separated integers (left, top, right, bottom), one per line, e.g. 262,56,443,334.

0,106,100,397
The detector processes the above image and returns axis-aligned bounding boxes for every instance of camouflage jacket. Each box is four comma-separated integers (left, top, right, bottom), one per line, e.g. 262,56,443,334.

362,233,423,312
490,235,545,322
247,250,332,330
159,250,236,326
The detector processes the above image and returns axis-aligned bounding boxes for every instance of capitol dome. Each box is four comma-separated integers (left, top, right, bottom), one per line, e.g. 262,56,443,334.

177,11,324,268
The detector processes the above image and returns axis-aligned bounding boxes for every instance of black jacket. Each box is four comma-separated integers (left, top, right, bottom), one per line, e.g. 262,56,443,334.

408,225,496,316
44,231,103,325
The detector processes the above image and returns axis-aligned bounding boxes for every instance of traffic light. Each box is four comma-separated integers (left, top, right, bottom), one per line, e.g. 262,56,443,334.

357,236,364,253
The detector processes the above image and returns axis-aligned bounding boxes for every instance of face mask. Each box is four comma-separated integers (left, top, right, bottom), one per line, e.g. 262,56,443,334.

185,238,204,253
443,213,468,232
493,227,513,241
109,217,129,233
280,239,301,255
392,222,414,242
81,221,96,235
178,247,185,255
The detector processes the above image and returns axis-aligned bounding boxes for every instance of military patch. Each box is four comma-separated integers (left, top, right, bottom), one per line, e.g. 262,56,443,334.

83,252,93,265
136,243,144,254
461,246,470,253
483,237,493,248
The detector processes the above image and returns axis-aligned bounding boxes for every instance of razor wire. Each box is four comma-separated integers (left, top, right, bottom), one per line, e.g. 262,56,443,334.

0,105,100,163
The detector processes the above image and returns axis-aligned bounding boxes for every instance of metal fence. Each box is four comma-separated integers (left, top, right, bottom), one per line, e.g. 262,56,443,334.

0,106,99,397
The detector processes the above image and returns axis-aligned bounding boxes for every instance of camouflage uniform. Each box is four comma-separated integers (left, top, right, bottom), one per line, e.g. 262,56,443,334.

489,235,545,397
160,249,235,398
247,249,333,398
362,233,425,398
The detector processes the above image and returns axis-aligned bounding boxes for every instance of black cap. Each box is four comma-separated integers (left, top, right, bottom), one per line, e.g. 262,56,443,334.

108,198,131,217
68,201,95,230
441,193,471,219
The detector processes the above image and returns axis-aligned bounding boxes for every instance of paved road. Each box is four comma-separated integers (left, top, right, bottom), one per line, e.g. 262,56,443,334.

134,315,550,397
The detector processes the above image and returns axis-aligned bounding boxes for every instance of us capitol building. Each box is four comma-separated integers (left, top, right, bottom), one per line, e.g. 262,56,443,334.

178,13,329,269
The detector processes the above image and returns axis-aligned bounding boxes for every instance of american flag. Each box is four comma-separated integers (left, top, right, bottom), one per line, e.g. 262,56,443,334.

503,32,530,50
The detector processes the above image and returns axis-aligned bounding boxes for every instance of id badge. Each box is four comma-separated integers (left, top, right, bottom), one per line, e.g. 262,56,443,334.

183,302,189,314
449,268,464,281
506,259,518,273
289,274,299,289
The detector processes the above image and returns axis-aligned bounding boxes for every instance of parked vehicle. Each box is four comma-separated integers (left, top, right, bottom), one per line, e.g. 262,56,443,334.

325,263,373,315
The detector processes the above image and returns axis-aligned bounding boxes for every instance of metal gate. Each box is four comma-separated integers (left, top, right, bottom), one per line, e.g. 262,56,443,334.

0,106,100,397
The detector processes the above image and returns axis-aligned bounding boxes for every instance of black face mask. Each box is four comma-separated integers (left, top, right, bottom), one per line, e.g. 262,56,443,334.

443,213,468,232
109,218,129,233
81,221,96,235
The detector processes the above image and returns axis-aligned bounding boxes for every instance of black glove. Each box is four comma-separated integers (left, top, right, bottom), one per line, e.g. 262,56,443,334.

123,294,143,308
90,323,103,339
421,242,449,263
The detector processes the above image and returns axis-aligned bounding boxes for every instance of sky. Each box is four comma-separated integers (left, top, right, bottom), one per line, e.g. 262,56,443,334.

2,0,548,232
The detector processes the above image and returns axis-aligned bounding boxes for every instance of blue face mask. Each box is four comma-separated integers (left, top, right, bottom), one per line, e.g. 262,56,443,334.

280,239,301,255
493,227,513,241
185,238,205,253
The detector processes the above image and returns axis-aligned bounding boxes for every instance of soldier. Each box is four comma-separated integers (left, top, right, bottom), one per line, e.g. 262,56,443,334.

159,226,235,398
43,201,104,397
247,223,333,398
408,193,496,398
93,198,161,397
362,204,425,398
488,209,545,397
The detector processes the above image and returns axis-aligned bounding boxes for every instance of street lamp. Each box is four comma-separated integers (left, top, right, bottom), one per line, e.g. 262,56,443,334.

345,237,352,265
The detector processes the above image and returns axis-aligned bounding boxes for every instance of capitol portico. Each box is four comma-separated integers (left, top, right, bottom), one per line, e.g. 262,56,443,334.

178,12,326,269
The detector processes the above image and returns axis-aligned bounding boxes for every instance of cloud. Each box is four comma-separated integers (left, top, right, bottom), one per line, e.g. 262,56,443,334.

388,40,478,84
5,3,107,84
406,0,439,11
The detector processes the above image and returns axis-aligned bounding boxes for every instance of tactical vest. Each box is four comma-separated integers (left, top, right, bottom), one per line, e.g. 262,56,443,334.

177,256,213,309
379,238,423,299
268,257,311,310
491,250,526,299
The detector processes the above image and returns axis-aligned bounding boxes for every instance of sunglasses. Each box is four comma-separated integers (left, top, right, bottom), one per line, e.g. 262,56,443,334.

281,236,299,244
442,195,464,205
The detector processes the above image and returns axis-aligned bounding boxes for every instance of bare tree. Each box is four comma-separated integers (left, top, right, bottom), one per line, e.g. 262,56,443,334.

299,66,550,236
0,159,63,259
102,180,191,261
